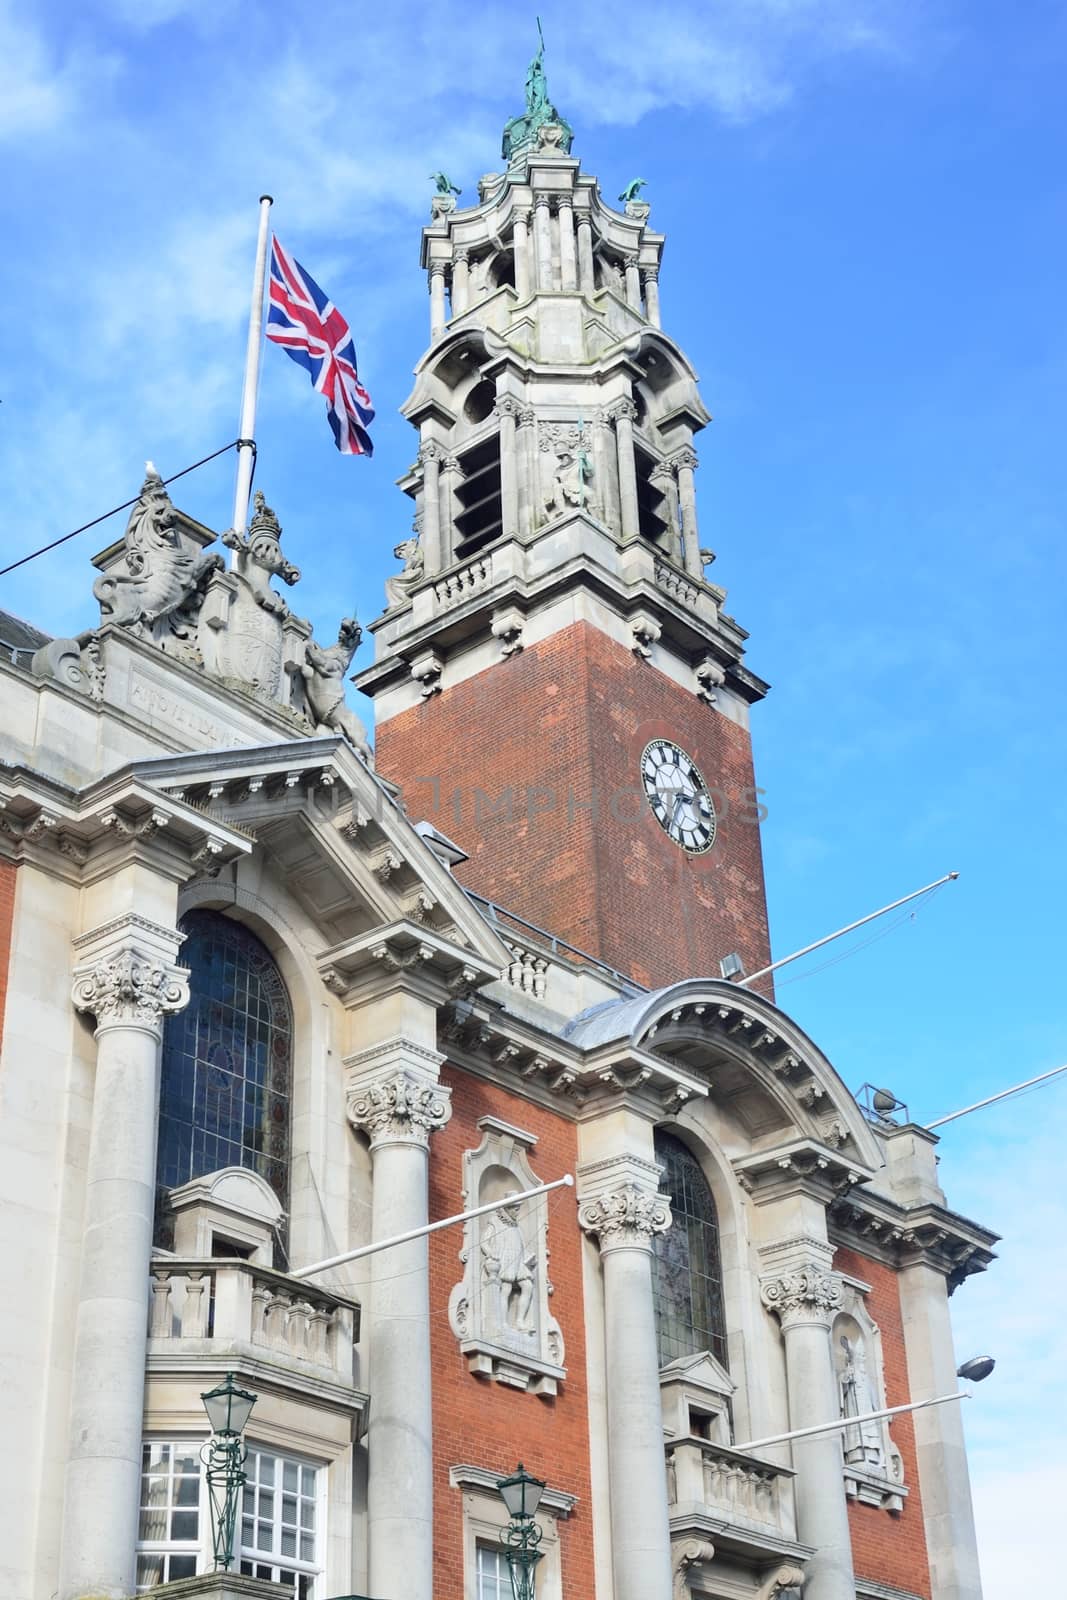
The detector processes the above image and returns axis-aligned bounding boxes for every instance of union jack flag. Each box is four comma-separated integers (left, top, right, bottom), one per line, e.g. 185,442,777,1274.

265,237,374,456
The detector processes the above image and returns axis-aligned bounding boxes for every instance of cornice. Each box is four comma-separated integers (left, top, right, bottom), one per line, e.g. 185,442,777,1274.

829,1189,998,1291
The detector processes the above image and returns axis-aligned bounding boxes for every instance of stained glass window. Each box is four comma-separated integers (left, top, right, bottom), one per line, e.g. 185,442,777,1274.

651,1131,728,1369
156,911,292,1246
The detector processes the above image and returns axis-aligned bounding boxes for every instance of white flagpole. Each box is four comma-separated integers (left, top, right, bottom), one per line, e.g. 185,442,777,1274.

231,194,274,547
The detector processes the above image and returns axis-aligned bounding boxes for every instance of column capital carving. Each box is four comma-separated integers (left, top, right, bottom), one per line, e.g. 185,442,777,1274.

453,246,470,265
669,446,699,473
418,440,443,466
513,204,532,223
72,944,189,1034
347,1068,451,1149
517,405,537,429
640,264,659,283
427,259,447,279
552,191,573,210
760,1265,844,1330
494,395,525,423
533,192,552,211
606,397,638,425
621,252,640,270
439,453,460,472
579,1182,671,1253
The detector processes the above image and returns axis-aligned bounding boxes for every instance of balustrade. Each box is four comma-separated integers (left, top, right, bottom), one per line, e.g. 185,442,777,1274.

147,1259,357,1383
666,1437,796,1543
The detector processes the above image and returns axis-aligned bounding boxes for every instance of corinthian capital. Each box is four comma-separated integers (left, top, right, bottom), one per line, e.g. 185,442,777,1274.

579,1183,671,1252
493,395,525,422
760,1265,843,1330
606,397,638,425
72,945,190,1033
347,1068,452,1149
669,446,699,474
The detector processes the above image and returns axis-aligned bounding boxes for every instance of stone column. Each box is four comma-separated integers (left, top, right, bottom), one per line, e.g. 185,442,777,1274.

428,261,447,339
898,1262,983,1599
533,193,553,291
624,253,642,311
580,1181,673,1600
557,193,577,290
642,265,661,327
516,406,537,539
760,1266,856,1600
513,207,532,300
671,446,703,577
576,212,595,293
347,1051,452,1600
60,928,189,1600
439,455,461,569
452,248,470,316
418,440,443,572
609,398,641,540
495,397,521,538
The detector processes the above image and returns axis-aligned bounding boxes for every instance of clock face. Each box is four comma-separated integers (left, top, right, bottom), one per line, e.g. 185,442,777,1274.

641,739,717,854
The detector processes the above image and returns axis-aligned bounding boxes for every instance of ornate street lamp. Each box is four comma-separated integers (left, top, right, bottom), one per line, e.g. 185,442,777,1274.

497,1462,546,1600
200,1372,258,1571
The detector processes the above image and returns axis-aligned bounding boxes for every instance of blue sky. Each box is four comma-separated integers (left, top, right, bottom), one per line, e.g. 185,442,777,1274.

2,1,1065,1589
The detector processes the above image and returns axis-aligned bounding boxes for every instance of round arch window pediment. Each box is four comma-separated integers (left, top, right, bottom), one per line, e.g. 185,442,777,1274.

156,910,293,1249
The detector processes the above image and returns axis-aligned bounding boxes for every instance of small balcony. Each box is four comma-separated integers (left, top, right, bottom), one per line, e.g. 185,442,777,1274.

667,1437,807,1566
148,1259,361,1404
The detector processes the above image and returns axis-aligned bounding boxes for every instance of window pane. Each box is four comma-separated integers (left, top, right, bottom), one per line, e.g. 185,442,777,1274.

156,911,293,1252
651,1132,728,1369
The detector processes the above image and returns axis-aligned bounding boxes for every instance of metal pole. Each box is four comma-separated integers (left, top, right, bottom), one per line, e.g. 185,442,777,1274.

925,1063,1067,1129
231,194,273,545
291,1174,574,1280
734,1390,968,1453
738,871,959,990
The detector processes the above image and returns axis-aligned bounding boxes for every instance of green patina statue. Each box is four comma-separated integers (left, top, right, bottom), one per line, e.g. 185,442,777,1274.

502,18,574,162
619,178,648,204
431,171,462,198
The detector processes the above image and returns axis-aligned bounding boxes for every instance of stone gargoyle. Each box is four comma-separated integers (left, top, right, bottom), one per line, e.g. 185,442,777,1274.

93,463,223,644
289,617,373,765
222,490,301,619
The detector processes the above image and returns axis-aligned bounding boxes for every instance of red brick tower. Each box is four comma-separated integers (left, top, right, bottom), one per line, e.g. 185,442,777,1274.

356,142,772,994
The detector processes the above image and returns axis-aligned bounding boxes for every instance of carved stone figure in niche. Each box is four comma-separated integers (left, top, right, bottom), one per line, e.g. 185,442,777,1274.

92,463,223,657
385,538,424,609
447,1119,565,1394
482,1196,536,1336
222,491,301,619
291,618,373,764
838,1333,883,1466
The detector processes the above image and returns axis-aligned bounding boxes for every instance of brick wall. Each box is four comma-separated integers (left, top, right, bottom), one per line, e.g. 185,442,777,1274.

376,621,771,989
0,861,17,1056
429,1065,596,1600
834,1246,932,1599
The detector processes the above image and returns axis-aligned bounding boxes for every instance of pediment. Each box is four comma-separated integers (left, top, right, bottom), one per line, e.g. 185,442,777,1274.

660,1349,735,1399
128,736,510,977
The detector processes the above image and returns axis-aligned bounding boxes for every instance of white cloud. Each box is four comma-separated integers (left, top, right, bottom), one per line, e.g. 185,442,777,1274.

0,2,113,141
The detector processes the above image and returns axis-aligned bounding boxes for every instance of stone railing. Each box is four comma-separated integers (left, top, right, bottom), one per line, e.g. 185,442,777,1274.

433,554,492,607
666,1437,796,1543
506,941,550,999
148,1259,358,1385
654,559,700,609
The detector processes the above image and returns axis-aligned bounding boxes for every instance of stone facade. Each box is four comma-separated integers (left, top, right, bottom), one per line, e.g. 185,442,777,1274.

0,46,995,1600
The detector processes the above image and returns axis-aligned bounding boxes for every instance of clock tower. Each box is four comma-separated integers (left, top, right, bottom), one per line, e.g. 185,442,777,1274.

356,62,772,991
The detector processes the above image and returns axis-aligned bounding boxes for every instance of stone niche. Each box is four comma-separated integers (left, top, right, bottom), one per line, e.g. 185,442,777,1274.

448,1116,565,1396
833,1278,907,1512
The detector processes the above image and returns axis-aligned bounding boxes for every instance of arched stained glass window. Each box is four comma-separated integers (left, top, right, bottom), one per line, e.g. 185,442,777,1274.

651,1131,728,1369
156,911,293,1245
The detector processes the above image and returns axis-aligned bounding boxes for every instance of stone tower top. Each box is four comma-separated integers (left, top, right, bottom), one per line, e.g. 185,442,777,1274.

355,61,766,726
